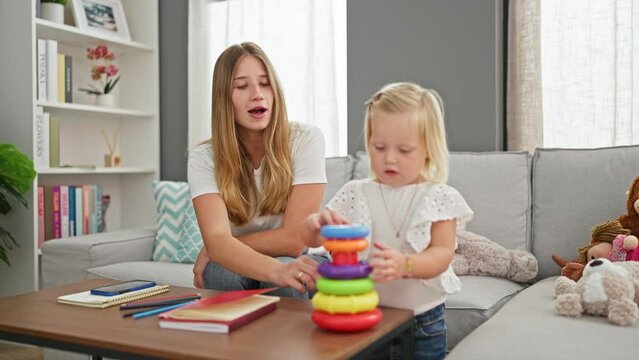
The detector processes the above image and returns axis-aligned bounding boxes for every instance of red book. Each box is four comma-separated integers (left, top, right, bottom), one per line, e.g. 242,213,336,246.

37,186,45,248
158,289,279,334
52,185,61,239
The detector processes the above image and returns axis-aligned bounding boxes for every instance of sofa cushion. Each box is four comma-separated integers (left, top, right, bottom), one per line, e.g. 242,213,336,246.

323,156,355,206
532,145,639,279
152,181,203,263
354,151,532,250
447,276,639,360
445,276,525,351
87,261,195,288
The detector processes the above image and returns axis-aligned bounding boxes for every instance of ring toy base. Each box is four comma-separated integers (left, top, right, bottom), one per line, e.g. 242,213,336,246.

312,308,383,332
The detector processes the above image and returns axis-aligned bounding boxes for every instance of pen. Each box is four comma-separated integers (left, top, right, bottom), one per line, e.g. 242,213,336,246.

130,300,197,320
120,294,202,311
122,293,201,307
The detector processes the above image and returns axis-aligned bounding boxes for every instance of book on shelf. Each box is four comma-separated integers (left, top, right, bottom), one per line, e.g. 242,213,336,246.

37,39,46,101
45,39,57,102
159,288,280,334
37,186,45,249
58,284,170,309
49,115,59,167
34,106,49,168
57,53,64,103
64,54,72,103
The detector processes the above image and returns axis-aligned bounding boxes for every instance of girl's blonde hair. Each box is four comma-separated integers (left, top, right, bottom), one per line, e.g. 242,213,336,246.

209,42,293,225
364,82,449,183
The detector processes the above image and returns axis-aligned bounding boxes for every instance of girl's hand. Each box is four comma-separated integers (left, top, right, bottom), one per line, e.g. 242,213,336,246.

192,247,210,288
305,209,350,232
272,255,321,293
369,242,407,283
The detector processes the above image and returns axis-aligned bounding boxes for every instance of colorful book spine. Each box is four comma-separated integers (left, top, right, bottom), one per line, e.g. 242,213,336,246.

92,185,102,234
75,186,83,236
49,116,59,167
37,39,47,101
46,39,57,103
83,185,91,234
68,185,76,237
57,53,65,103
64,54,72,103
37,186,45,248
60,185,69,238
52,185,61,239
44,186,54,240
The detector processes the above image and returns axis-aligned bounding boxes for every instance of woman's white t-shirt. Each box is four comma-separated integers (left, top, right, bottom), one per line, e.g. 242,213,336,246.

187,122,326,236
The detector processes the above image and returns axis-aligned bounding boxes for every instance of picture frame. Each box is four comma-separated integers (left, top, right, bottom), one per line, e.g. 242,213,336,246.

70,0,131,40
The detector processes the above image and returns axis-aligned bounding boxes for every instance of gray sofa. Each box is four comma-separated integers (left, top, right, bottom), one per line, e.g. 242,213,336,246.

42,145,639,358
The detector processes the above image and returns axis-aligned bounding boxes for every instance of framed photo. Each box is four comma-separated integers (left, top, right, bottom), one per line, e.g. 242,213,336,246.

70,0,131,40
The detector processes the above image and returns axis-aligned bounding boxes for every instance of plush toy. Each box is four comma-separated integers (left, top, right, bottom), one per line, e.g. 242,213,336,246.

552,220,639,281
554,258,639,326
453,230,538,283
618,176,639,238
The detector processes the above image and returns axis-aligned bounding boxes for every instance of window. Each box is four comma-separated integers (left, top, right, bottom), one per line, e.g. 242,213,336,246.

188,0,347,156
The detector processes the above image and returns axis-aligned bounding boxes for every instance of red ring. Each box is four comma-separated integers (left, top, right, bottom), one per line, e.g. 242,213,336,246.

311,308,383,332
331,252,359,266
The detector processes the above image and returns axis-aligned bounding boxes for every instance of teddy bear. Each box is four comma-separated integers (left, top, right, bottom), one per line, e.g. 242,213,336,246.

554,258,639,326
453,230,538,283
618,176,639,238
552,220,638,281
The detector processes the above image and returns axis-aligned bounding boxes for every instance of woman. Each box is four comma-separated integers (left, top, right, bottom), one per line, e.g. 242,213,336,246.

188,42,328,299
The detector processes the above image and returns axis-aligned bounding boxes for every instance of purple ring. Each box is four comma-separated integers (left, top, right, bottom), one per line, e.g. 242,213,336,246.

318,261,372,279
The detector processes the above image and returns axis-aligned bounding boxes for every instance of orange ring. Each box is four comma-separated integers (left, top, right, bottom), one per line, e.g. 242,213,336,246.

323,239,368,253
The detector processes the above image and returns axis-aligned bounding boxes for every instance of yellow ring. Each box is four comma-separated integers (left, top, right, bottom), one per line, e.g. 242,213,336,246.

312,291,379,314
323,239,368,253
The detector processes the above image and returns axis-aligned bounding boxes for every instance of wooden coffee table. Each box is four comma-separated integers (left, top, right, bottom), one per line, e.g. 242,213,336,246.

0,279,414,359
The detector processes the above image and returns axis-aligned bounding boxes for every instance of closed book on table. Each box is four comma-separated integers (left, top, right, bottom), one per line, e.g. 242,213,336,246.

57,285,170,308
159,291,280,334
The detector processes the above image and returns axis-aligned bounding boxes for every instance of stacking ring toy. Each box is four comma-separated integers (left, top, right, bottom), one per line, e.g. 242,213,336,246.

317,277,374,295
318,262,372,279
323,239,368,253
321,225,370,239
312,291,379,314
312,308,383,332
331,252,359,266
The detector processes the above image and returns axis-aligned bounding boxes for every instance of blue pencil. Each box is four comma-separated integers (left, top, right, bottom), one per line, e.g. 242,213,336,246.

131,300,197,320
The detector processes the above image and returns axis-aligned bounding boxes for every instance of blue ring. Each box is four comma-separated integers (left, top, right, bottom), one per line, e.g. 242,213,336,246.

320,225,369,239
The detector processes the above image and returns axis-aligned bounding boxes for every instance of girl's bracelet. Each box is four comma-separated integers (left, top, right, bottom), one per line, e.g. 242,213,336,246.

402,254,414,278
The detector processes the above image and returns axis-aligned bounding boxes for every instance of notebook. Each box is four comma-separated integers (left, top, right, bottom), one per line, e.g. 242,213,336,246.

57,284,170,308
159,289,280,333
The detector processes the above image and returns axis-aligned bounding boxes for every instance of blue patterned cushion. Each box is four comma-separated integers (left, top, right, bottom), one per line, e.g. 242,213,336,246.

152,181,203,263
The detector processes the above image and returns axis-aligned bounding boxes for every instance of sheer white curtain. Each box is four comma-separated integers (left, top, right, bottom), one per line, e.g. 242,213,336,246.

508,0,639,150
188,0,347,157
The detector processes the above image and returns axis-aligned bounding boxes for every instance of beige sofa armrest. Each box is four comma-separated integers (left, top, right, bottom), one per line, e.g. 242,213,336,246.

41,226,156,288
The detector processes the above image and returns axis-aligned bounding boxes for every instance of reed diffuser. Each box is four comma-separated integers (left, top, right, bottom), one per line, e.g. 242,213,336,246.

102,127,121,167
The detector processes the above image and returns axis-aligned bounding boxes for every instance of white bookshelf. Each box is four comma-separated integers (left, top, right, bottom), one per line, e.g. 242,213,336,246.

0,0,159,297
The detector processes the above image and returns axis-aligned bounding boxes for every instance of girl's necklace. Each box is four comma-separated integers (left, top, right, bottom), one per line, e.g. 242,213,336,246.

378,182,420,238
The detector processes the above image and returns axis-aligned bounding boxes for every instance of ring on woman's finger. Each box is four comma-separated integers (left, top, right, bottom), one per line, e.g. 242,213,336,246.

296,271,304,280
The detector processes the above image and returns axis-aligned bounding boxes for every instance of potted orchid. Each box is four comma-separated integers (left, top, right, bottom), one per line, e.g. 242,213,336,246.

79,44,120,107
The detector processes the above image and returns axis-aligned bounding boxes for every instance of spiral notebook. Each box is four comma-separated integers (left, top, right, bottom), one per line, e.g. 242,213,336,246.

57,284,170,308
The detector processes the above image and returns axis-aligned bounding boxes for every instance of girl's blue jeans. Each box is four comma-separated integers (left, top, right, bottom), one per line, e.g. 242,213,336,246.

202,254,330,300
370,303,447,360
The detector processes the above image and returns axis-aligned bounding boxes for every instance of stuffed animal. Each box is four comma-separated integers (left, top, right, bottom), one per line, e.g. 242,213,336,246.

552,220,638,281
618,176,639,238
453,230,538,283
554,258,639,326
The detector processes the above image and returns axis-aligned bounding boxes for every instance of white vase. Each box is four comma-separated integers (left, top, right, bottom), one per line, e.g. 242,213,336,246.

41,3,65,24
95,93,116,107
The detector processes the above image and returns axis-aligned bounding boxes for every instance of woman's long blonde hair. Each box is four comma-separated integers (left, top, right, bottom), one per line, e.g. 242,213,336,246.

364,82,450,183
209,42,293,225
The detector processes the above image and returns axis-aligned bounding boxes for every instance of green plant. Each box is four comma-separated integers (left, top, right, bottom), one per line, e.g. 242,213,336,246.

41,0,68,5
0,144,36,266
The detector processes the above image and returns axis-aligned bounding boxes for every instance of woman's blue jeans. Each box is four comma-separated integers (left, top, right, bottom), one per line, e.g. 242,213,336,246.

202,254,329,299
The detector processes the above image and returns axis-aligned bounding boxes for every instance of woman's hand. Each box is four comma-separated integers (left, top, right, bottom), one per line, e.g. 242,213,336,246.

369,242,407,283
271,255,321,293
192,247,210,288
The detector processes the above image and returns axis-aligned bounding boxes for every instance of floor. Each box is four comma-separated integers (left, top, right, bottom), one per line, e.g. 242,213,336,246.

0,341,42,360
